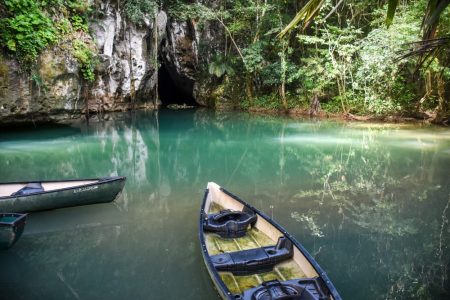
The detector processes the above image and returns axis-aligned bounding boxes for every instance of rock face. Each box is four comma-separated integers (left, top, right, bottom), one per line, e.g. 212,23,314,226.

88,1,159,111
0,58,32,120
0,50,81,122
0,1,222,124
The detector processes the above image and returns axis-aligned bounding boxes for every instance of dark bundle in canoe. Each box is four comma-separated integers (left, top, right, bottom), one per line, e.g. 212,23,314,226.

0,176,126,212
0,213,27,250
199,182,342,300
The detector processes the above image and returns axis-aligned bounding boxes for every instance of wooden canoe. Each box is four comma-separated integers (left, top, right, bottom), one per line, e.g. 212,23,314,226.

0,213,27,250
0,176,126,212
199,182,341,300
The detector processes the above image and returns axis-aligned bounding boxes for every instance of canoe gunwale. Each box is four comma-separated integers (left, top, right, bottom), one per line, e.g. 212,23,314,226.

0,176,126,200
199,184,342,300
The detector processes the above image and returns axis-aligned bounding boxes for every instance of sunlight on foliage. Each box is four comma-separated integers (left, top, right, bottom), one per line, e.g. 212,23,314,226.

123,0,158,25
72,40,97,82
0,0,57,66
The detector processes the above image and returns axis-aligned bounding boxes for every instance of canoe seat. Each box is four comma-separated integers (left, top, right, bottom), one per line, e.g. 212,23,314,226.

211,237,293,275
204,208,257,238
239,278,327,300
11,183,44,196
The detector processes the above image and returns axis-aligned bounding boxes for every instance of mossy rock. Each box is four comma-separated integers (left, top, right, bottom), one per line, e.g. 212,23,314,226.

39,51,69,83
0,56,9,78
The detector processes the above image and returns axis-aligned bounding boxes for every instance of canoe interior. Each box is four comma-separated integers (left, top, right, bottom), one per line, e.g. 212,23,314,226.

205,227,307,295
204,183,320,297
0,216,18,223
0,180,99,197
0,213,27,225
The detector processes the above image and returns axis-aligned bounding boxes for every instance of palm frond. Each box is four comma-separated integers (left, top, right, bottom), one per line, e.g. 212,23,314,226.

396,36,450,69
389,0,449,69
422,0,450,40
277,0,325,39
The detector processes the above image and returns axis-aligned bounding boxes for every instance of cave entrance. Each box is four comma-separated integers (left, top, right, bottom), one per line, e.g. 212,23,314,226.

157,64,197,107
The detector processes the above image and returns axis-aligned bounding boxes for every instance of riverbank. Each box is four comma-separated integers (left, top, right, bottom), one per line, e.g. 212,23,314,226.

1,106,448,128
247,106,447,124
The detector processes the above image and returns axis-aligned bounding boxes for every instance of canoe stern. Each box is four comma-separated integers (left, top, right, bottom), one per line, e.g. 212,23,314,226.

0,213,27,250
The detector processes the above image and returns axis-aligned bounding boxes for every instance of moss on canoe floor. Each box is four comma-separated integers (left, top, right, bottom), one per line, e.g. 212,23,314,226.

220,261,307,296
205,227,275,255
205,200,308,295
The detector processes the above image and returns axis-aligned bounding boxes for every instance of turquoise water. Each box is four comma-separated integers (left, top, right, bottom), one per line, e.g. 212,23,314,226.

0,109,449,299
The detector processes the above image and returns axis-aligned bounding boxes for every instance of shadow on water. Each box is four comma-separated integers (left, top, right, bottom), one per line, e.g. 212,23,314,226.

0,110,449,299
23,202,124,235
0,123,81,142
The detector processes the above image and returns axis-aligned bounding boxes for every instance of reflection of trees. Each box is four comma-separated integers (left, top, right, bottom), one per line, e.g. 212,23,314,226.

286,126,450,299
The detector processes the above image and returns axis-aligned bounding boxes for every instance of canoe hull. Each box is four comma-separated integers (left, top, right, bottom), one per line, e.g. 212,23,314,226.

0,177,125,212
0,213,27,250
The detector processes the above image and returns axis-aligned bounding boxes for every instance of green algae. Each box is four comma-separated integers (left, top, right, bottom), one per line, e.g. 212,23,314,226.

205,226,276,255
221,273,260,295
248,228,274,246
205,199,306,295
277,260,306,279
259,271,279,282
209,202,223,213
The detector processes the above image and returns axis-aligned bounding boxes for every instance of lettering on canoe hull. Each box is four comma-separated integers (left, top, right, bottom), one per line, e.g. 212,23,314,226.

73,185,98,193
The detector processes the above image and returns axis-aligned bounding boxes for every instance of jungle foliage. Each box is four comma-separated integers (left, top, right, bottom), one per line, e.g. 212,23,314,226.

0,0,449,120
169,0,449,121
0,0,95,80
123,0,158,25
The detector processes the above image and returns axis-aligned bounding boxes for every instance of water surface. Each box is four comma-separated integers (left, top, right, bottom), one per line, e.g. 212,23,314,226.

0,110,449,299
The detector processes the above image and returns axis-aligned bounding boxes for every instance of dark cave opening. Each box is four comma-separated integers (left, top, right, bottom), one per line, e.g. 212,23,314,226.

157,65,197,107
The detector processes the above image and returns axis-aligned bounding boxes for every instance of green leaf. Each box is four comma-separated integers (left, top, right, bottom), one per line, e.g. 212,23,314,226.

214,67,223,78
7,40,16,51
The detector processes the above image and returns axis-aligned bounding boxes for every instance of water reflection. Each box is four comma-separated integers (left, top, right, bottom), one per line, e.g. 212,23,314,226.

0,110,448,299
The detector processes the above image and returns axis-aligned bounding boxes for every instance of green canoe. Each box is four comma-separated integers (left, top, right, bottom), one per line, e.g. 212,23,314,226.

0,176,126,212
0,213,27,250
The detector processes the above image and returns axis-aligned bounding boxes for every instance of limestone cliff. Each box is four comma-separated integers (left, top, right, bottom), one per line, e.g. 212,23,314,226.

0,0,220,124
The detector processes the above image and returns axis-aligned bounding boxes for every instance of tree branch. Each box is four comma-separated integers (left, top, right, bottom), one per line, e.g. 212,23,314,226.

323,0,344,22
216,17,245,62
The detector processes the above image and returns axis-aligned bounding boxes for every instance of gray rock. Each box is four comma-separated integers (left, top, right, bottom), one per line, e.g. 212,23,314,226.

0,0,225,124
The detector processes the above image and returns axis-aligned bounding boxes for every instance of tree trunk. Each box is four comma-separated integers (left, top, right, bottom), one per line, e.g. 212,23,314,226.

246,73,253,102
434,72,448,123
336,78,347,114
309,93,321,117
280,81,288,112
